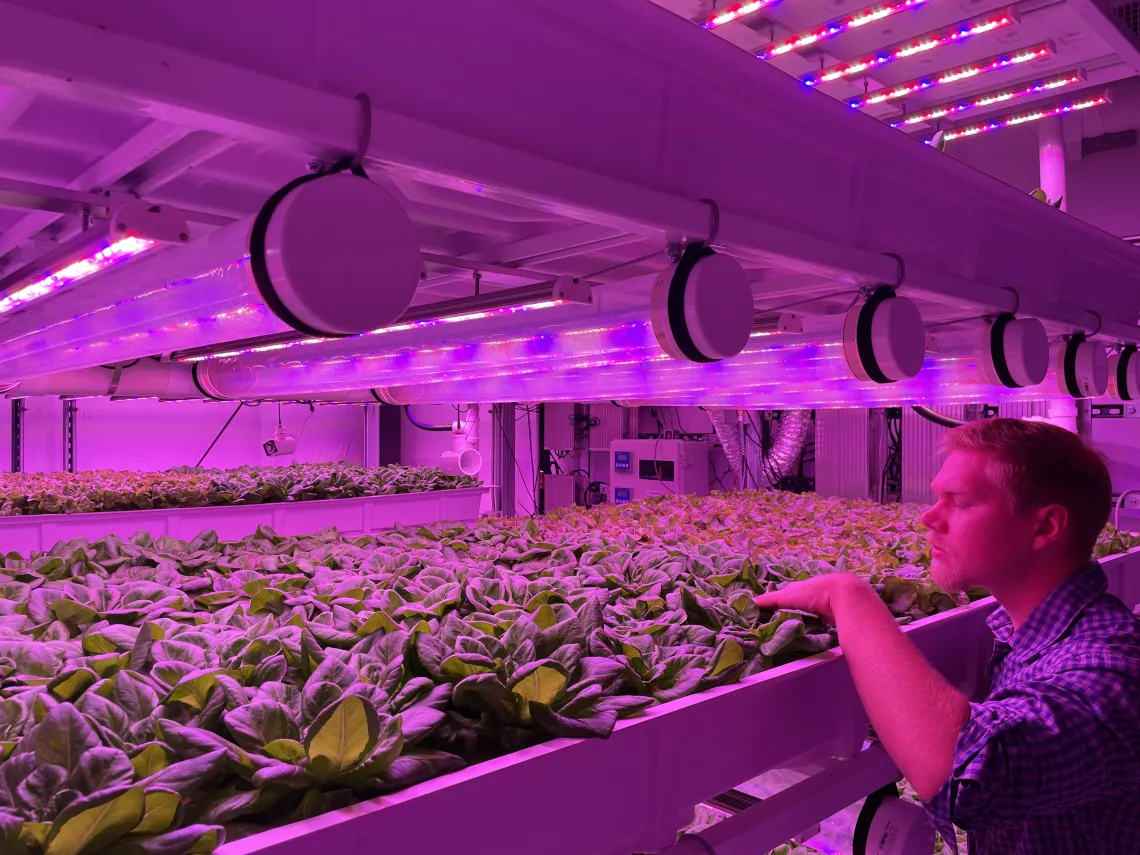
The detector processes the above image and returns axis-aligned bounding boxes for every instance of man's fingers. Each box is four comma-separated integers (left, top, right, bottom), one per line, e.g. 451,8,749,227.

753,594,780,609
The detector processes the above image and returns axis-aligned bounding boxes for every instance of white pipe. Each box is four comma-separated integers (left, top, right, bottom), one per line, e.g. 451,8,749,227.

7,361,198,398
1039,116,1066,212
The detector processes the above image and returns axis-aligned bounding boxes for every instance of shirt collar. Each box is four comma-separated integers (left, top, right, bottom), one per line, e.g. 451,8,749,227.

984,561,1107,658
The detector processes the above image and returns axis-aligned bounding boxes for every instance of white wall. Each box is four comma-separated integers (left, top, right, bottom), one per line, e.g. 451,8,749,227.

46,398,367,472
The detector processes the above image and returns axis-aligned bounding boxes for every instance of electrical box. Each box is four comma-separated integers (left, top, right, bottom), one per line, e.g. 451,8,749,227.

609,439,710,503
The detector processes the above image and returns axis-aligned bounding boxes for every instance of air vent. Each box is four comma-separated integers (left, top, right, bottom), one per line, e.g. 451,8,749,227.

1112,1,1140,35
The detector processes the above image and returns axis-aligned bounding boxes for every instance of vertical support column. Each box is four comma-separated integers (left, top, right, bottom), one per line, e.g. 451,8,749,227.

62,399,77,472
11,398,23,473
536,403,547,514
492,403,516,518
1076,399,1094,444
1039,115,1066,211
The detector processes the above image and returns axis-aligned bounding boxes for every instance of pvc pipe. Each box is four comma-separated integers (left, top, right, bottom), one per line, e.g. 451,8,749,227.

1039,115,1066,212
7,361,197,399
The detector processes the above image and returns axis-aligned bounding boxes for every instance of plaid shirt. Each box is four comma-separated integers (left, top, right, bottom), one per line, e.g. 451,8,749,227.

925,562,1140,854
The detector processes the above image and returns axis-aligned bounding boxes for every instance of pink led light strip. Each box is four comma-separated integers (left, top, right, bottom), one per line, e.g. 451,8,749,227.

891,70,1084,127
759,0,929,60
804,11,1018,87
0,236,156,319
703,0,779,29
848,43,1054,109
935,92,1110,142
184,299,568,362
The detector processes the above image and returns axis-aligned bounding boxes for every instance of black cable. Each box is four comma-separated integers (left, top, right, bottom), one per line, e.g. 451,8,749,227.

912,405,967,429
196,403,245,467
405,404,451,432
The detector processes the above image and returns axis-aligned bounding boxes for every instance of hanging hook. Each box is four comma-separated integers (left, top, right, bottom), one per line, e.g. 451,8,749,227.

1085,310,1103,338
351,92,373,171
883,252,906,289
698,198,721,245
1001,286,1020,315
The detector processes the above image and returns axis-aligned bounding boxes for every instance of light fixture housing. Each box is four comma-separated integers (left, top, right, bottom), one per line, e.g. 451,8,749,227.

805,11,1018,87
847,43,1054,109
759,0,929,60
932,92,1110,142
891,70,1085,128
703,0,778,29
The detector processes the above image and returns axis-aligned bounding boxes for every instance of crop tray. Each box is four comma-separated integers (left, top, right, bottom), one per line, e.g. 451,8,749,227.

0,487,489,553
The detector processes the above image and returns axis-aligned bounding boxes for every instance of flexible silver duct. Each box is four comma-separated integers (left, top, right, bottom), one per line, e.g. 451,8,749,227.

742,409,812,488
765,409,812,484
708,409,744,487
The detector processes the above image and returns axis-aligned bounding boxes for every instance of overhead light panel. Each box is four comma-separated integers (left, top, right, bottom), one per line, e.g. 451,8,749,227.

703,0,779,29
847,42,1054,109
933,92,1110,142
174,280,594,362
0,199,188,319
759,0,929,60
804,11,1018,87
890,70,1085,128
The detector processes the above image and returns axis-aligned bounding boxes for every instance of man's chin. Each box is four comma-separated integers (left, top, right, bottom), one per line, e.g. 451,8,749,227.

930,559,966,593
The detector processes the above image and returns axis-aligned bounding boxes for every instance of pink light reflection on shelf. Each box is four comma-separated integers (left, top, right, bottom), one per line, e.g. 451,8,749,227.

183,299,569,362
0,236,156,319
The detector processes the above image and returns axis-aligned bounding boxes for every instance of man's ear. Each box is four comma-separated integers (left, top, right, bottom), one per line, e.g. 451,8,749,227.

1032,504,1070,551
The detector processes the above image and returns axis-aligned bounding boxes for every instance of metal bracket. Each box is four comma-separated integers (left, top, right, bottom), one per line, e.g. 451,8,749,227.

552,276,594,304
109,197,190,244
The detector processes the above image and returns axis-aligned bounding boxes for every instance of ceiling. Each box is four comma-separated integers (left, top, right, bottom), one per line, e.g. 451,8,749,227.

651,0,1140,134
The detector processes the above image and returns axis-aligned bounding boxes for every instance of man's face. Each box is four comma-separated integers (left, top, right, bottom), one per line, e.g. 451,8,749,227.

919,450,1039,592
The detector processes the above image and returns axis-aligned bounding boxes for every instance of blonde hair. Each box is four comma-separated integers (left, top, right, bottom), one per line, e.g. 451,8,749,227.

942,418,1111,561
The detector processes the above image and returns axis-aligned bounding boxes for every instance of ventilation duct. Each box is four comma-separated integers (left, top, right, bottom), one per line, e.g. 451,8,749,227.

765,410,812,484
707,409,744,487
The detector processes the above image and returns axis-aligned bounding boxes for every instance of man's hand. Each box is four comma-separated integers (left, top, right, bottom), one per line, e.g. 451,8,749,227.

753,572,864,621
757,571,969,804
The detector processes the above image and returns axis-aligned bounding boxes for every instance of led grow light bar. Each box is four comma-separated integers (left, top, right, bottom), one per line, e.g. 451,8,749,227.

934,92,1110,142
847,42,1054,109
890,69,1085,127
382,349,1066,408
703,0,778,29
0,236,156,319
759,0,929,60
804,10,1017,86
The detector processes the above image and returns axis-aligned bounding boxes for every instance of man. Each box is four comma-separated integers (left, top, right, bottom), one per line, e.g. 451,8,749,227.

754,418,1140,854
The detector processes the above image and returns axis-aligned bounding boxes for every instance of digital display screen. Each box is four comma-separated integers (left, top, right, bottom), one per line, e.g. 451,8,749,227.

614,451,632,472
614,487,632,505
638,459,675,482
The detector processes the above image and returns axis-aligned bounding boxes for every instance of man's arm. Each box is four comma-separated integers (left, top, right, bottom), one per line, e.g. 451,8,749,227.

755,574,970,801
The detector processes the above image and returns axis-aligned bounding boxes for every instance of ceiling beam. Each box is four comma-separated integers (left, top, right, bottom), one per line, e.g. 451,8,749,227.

0,119,191,263
1066,0,1140,75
